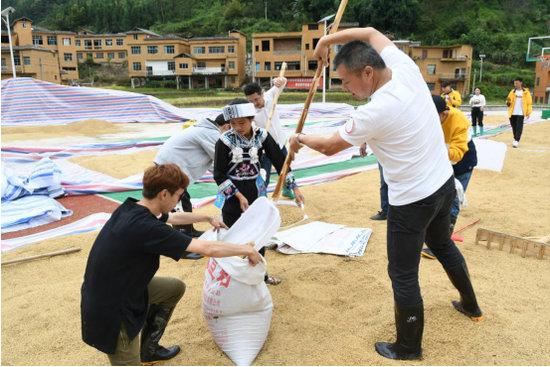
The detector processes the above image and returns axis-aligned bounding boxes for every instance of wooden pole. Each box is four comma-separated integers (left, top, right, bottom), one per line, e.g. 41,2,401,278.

265,62,287,132
454,218,480,234
1,247,81,266
272,0,349,200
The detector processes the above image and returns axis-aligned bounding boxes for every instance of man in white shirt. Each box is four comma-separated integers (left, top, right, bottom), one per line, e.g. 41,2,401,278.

288,27,483,360
244,79,294,198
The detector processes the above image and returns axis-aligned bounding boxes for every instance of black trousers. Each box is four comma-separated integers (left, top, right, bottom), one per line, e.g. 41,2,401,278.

471,107,483,127
179,190,193,213
387,176,466,307
509,115,524,141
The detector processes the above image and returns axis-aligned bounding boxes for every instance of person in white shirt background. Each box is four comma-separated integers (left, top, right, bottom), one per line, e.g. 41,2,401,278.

244,78,295,199
469,87,486,136
289,26,483,361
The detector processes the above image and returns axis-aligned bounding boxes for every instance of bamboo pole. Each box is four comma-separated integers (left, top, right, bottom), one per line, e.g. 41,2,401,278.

272,0,349,200
265,62,287,132
1,247,81,266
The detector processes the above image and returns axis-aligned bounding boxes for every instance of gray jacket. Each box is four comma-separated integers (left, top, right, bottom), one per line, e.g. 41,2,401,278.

154,118,220,185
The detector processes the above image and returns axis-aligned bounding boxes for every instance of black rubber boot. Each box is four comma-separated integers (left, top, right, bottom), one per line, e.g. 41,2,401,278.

444,262,483,321
375,303,423,360
140,304,181,364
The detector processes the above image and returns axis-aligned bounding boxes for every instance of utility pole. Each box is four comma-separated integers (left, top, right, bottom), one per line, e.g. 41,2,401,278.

479,54,485,83
264,1,267,20
1,7,17,78
318,14,336,103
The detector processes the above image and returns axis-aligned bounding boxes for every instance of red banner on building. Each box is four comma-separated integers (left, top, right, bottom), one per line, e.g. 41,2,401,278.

286,76,324,90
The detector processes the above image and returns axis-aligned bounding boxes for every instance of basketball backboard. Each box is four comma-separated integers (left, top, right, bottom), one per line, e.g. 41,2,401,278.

526,36,550,62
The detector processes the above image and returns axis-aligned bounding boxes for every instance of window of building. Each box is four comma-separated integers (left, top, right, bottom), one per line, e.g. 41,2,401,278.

230,76,236,84
427,82,435,91
168,61,176,71
93,39,102,48
86,53,93,59
305,43,310,50
287,61,300,70
193,46,205,54
47,36,57,45
77,52,83,60
197,61,206,68
308,24,318,30
147,46,158,54
255,45,259,52
105,39,113,46
133,34,138,40
179,63,188,69
76,39,81,46
427,64,436,75
84,40,92,49
228,61,235,69
22,21,27,28
422,49,428,59
32,35,43,45
443,49,453,58
264,62,271,71
96,52,103,59
308,60,317,70
133,62,141,70
228,45,235,53
14,55,20,66
1,58,6,69
118,52,125,59
64,53,73,61
274,61,282,70
63,38,71,46
312,38,319,49
108,52,115,59
261,40,270,51
536,77,540,86
255,61,260,71
165,45,175,54
23,56,31,65
131,46,141,54
208,46,225,53
116,38,124,46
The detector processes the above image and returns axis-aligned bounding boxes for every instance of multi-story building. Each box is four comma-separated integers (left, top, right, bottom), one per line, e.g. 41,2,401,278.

75,29,128,65
127,29,246,89
534,57,549,104
253,24,473,96
1,18,73,82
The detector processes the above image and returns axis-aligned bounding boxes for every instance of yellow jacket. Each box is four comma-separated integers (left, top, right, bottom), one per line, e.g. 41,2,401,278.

441,107,469,163
506,88,533,118
442,89,462,108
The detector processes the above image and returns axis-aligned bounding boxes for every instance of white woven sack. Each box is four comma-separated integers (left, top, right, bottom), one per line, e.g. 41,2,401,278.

202,197,280,365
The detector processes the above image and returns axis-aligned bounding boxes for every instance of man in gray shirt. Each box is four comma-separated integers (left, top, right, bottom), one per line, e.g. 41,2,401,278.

155,114,230,237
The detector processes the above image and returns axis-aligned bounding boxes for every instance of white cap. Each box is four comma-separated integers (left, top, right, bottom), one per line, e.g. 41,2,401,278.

222,103,256,121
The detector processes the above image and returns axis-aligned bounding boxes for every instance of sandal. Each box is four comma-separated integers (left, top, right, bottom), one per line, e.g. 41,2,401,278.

265,275,282,285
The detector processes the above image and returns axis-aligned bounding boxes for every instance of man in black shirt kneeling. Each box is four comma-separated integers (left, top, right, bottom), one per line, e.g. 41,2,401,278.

81,163,262,365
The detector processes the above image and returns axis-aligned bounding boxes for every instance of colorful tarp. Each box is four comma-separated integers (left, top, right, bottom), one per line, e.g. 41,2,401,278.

0,77,188,126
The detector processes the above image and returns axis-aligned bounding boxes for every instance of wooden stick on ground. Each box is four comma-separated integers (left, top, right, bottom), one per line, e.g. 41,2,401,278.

1,247,81,266
272,0,349,200
265,62,287,133
454,218,481,233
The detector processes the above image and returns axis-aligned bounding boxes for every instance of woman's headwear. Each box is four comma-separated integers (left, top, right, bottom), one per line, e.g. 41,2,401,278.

222,102,256,121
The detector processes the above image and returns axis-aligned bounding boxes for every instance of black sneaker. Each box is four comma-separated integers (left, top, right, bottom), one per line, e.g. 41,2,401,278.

370,211,387,220
421,247,436,260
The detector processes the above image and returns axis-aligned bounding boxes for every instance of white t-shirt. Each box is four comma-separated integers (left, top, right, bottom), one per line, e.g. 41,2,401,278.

338,46,452,206
469,94,486,108
253,86,287,149
512,90,523,116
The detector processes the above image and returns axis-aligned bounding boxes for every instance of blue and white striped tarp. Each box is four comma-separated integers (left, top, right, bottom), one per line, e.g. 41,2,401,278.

1,158,72,233
1,77,189,126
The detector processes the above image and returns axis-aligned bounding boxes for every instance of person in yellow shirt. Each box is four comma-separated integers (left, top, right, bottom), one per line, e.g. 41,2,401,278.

441,81,462,108
506,78,533,148
423,96,478,259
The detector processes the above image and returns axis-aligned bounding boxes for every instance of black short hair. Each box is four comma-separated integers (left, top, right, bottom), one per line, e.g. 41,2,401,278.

214,113,228,126
474,87,481,93
334,40,386,73
514,77,523,83
229,98,250,105
243,83,262,96
441,81,451,88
